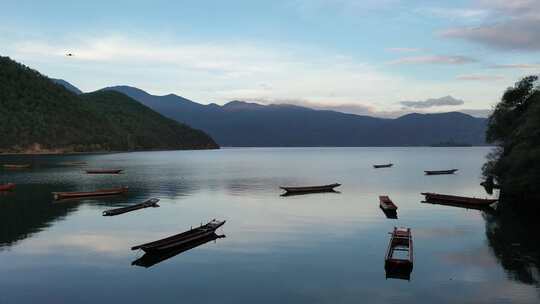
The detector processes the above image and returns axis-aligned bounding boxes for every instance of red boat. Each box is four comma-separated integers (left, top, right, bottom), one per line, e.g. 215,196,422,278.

53,186,128,200
379,195,398,211
0,183,16,191
3,164,31,169
421,192,497,207
385,227,413,276
85,169,123,174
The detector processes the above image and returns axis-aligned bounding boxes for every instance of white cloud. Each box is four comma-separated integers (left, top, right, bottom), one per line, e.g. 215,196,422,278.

385,47,423,53
400,96,465,108
441,0,540,51
388,55,476,65
489,63,540,69
456,74,505,81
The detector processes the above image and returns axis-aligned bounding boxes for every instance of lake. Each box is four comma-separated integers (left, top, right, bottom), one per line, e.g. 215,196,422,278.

1,147,538,304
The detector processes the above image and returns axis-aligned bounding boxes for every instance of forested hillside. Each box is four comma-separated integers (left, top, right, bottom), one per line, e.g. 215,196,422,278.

0,56,218,153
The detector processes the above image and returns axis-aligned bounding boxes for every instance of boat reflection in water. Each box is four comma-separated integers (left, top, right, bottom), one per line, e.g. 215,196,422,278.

380,207,398,219
132,233,225,268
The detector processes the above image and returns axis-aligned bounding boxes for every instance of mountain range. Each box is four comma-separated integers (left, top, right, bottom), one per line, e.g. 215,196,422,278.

52,81,488,147
102,86,488,146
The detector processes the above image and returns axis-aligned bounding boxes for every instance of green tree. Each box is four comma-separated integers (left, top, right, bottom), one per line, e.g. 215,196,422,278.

483,75,540,207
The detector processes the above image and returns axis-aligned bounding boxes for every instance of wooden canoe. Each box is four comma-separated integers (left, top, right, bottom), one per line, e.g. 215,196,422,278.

0,183,16,191
424,169,458,175
132,233,225,268
385,227,413,276
102,198,160,216
59,161,88,166
85,169,123,174
131,219,226,253
3,164,31,169
421,192,497,207
53,186,128,200
280,183,341,194
379,195,398,211
374,163,393,168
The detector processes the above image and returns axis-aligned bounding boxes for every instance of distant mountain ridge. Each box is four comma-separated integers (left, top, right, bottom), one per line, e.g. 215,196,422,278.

55,81,488,147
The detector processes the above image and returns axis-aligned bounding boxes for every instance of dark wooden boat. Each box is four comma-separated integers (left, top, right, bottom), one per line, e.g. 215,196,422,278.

385,227,413,277
53,186,129,200
0,183,16,191
132,233,225,268
3,164,31,169
424,169,458,175
280,183,341,194
85,169,123,174
102,198,160,216
421,192,497,207
131,219,226,253
59,161,88,166
379,195,398,211
374,163,393,168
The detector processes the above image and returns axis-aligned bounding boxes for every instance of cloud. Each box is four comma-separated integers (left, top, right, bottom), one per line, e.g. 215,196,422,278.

489,63,540,69
388,55,476,65
456,74,504,81
441,0,540,51
459,108,492,117
400,96,465,108
385,47,422,53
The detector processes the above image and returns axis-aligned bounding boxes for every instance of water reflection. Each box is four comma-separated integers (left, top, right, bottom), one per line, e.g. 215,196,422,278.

484,209,540,287
132,234,226,268
0,184,81,249
380,207,398,219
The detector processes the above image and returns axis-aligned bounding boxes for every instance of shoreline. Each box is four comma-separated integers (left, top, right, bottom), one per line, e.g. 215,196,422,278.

0,146,220,156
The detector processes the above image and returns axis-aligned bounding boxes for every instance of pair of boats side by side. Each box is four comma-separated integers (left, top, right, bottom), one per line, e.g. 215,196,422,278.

373,163,460,175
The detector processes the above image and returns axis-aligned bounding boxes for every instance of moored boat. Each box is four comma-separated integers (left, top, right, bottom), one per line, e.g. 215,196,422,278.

53,186,129,200
424,169,458,175
379,195,398,211
102,198,160,216
85,169,123,174
421,192,497,207
280,183,341,194
59,161,88,166
131,219,226,253
0,183,16,191
385,227,413,277
132,233,226,268
3,164,31,169
374,163,393,168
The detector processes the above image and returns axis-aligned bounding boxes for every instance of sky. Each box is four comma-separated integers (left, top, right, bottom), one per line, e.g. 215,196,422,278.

1,0,539,117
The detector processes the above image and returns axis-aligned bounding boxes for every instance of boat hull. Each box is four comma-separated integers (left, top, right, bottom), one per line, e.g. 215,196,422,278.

280,183,341,194
379,195,398,211
131,220,226,253
102,198,160,216
421,192,497,206
85,169,123,174
53,187,129,200
0,183,16,191
385,227,413,279
374,164,393,168
3,164,31,169
424,169,458,175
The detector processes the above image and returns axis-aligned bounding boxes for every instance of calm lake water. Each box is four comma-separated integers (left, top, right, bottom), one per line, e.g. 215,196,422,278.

1,147,538,304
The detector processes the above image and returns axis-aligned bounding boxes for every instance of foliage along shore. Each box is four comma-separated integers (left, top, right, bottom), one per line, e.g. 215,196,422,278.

0,56,219,152
483,75,540,209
